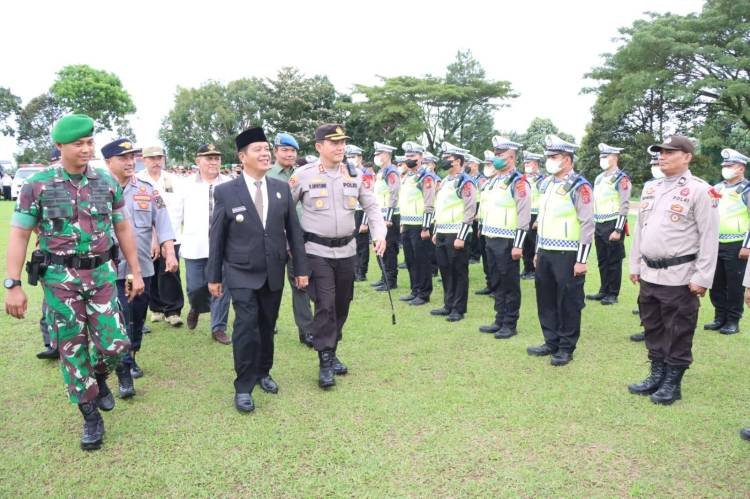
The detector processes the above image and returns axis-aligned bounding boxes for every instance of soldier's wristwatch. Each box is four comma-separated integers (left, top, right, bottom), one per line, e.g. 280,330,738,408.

3,278,22,289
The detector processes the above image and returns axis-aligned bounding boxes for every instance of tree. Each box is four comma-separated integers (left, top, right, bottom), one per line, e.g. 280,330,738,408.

50,65,136,135
520,117,575,153
14,93,65,164
0,86,21,137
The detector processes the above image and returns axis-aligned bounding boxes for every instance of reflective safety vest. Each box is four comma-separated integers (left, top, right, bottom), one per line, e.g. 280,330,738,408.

399,172,424,224
482,173,520,239
478,176,496,224
435,176,465,233
375,164,399,216
716,180,750,243
530,174,545,215
593,169,627,222
537,175,587,251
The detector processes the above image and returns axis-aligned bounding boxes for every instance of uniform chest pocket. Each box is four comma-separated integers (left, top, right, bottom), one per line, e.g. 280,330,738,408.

343,187,358,210
665,204,690,227
133,208,152,228
309,189,330,211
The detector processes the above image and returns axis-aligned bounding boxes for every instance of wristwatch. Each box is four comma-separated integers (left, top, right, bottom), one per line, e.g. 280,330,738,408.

3,278,22,289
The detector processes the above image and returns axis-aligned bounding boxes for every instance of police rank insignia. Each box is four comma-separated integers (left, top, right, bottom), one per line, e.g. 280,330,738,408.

276,192,281,199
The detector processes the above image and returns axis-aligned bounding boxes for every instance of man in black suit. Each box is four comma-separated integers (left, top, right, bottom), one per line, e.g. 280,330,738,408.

207,127,309,413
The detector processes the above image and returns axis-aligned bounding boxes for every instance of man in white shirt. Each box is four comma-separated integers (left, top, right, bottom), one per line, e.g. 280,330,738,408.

172,144,232,344
137,145,185,327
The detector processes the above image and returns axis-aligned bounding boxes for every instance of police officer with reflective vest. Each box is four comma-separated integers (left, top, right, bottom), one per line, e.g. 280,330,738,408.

398,141,436,306
704,148,750,335
478,137,530,339
371,142,400,291
527,135,593,366
474,150,497,295
586,143,631,305
521,151,545,279
430,142,477,322
465,154,485,265
346,145,372,282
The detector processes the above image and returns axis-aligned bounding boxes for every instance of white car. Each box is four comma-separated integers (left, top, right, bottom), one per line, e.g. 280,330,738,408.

11,166,47,200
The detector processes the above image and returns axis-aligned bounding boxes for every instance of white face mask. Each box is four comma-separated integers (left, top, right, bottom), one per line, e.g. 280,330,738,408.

483,166,495,178
722,166,738,181
524,165,534,174
599,157,610,169
651,166,664,179
545,158,562,175
373,155,383,168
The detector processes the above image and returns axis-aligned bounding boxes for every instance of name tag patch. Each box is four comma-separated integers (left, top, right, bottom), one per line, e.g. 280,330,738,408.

232,206,247,214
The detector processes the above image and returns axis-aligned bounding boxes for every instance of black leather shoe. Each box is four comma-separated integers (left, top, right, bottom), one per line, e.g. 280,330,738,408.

115,365,135,399
95,372,115,411
628,360,666,395
187,309,199,330
398,262,407,269
474,287,491,295
527,344,555,356
409,297,428,306
78,402,104,451
399,293,416,302
586,292,605,301
258,375,279,394
374,284,395,292
370,279,384,287
318,350,336,388
130,356,143,379
601,295,618,305
551,351,572,366
741,428,750,441
632,309,640,315
446,312,464,322
141,324,151,334
704,319,724,331
430,307,450,316
234,393,255,413
719,322,740,335
479,323,501,334
299,332,314,348
494,327,517,339
650,365,686,405
354,274,367,282
332,353,348,375
629,332,645,342
36,346,58,359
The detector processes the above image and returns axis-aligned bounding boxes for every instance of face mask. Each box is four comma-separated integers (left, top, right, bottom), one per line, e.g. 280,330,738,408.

524,165,534,174
374,156,383,167
722,166,738,181
439,159,453,169
483,166,495,178
347,157,360,167
405,159,419,168
492,157,507,169
599,157,610,169
651,166,664,179
464,166,472,174
545,158,562,175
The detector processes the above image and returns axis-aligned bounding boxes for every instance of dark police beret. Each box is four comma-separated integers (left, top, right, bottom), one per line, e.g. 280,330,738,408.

235,127,268,151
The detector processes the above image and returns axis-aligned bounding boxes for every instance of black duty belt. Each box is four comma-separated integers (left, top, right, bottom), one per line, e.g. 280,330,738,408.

643,254,697,269
46,252,112,270
304,232,354,248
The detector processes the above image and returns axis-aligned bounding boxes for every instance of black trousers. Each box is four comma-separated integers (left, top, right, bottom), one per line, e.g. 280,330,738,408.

594,220,625,297
149,243,185,317
381,214,400,286
639,280,699,367
228,284,282,393
469,220,482,260
485,238,521,329
479,234,490,288
535,250,585,353
307,254,356,351
435,233,469,314
402,225,433,300
709,241,747,323
117,276,152,367
522,214,538,274
354,210,370,278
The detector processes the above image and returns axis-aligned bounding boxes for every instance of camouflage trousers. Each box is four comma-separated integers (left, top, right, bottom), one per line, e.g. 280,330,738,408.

41,261,130,404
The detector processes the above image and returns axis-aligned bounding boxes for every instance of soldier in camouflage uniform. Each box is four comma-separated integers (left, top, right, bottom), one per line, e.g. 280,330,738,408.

4,114,145,451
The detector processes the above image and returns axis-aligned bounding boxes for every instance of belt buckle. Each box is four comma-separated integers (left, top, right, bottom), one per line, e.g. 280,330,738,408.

77,255,94,269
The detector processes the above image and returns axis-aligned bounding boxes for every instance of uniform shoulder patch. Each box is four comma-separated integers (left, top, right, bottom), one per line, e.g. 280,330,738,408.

619,176,631,190
387,171,399,186
515,177,527,198
289,174,298,188
708,186,721,207
423,176,433,189
578,184,592,204
461,181,475,198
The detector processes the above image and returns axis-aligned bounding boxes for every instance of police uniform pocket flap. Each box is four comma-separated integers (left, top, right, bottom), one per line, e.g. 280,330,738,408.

310,188,328,198
133,209,152,228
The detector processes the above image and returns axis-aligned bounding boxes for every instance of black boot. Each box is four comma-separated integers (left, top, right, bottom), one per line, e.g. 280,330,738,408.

719,321,740,335
36,345,58,359
704,319,725,330
629,332,645,342
650,365,686,405
78,402,104,451
318,350,335,388
115,363,135,398
95,372,115,411
628,360,666,395
130,353,143,379
741,428,750,441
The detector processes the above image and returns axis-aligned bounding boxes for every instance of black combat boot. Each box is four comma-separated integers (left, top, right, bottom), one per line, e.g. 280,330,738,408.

130,352,144,379
703,318,725,331
332,349,348,375
95,372,115,411
629,331,645,342
650,365,686,405
741,428,750,441
115,363,135,398
318,350,336,389
78,402,104,451
628,360,666,395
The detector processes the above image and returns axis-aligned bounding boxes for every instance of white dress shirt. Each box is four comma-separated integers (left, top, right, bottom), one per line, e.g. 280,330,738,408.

175,173,230,259
243,171,268,228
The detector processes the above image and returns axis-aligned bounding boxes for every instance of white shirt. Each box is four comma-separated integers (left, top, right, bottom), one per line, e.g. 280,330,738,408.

136,169,183,242
243,171,268,228
175,173,230,259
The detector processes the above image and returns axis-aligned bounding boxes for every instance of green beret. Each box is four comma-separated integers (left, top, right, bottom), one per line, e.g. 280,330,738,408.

50,114,95,144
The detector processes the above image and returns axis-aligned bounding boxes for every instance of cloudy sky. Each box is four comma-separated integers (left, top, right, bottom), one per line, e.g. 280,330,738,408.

0,0,705,161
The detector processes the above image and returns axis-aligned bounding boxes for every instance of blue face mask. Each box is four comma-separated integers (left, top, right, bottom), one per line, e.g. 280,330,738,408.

492,157,507,169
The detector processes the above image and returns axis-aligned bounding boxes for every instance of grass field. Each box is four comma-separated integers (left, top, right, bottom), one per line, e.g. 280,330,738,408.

0,200,748,497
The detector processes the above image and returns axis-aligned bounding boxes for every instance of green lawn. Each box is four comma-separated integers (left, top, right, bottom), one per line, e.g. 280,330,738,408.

0,200,748,497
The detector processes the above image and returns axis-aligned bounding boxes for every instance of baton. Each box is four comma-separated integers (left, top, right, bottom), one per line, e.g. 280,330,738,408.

369,235,396,325
126,274,135,336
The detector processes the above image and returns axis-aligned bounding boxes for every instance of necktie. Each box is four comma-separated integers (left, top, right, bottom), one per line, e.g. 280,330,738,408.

208,183,214,220
254,181,264,226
